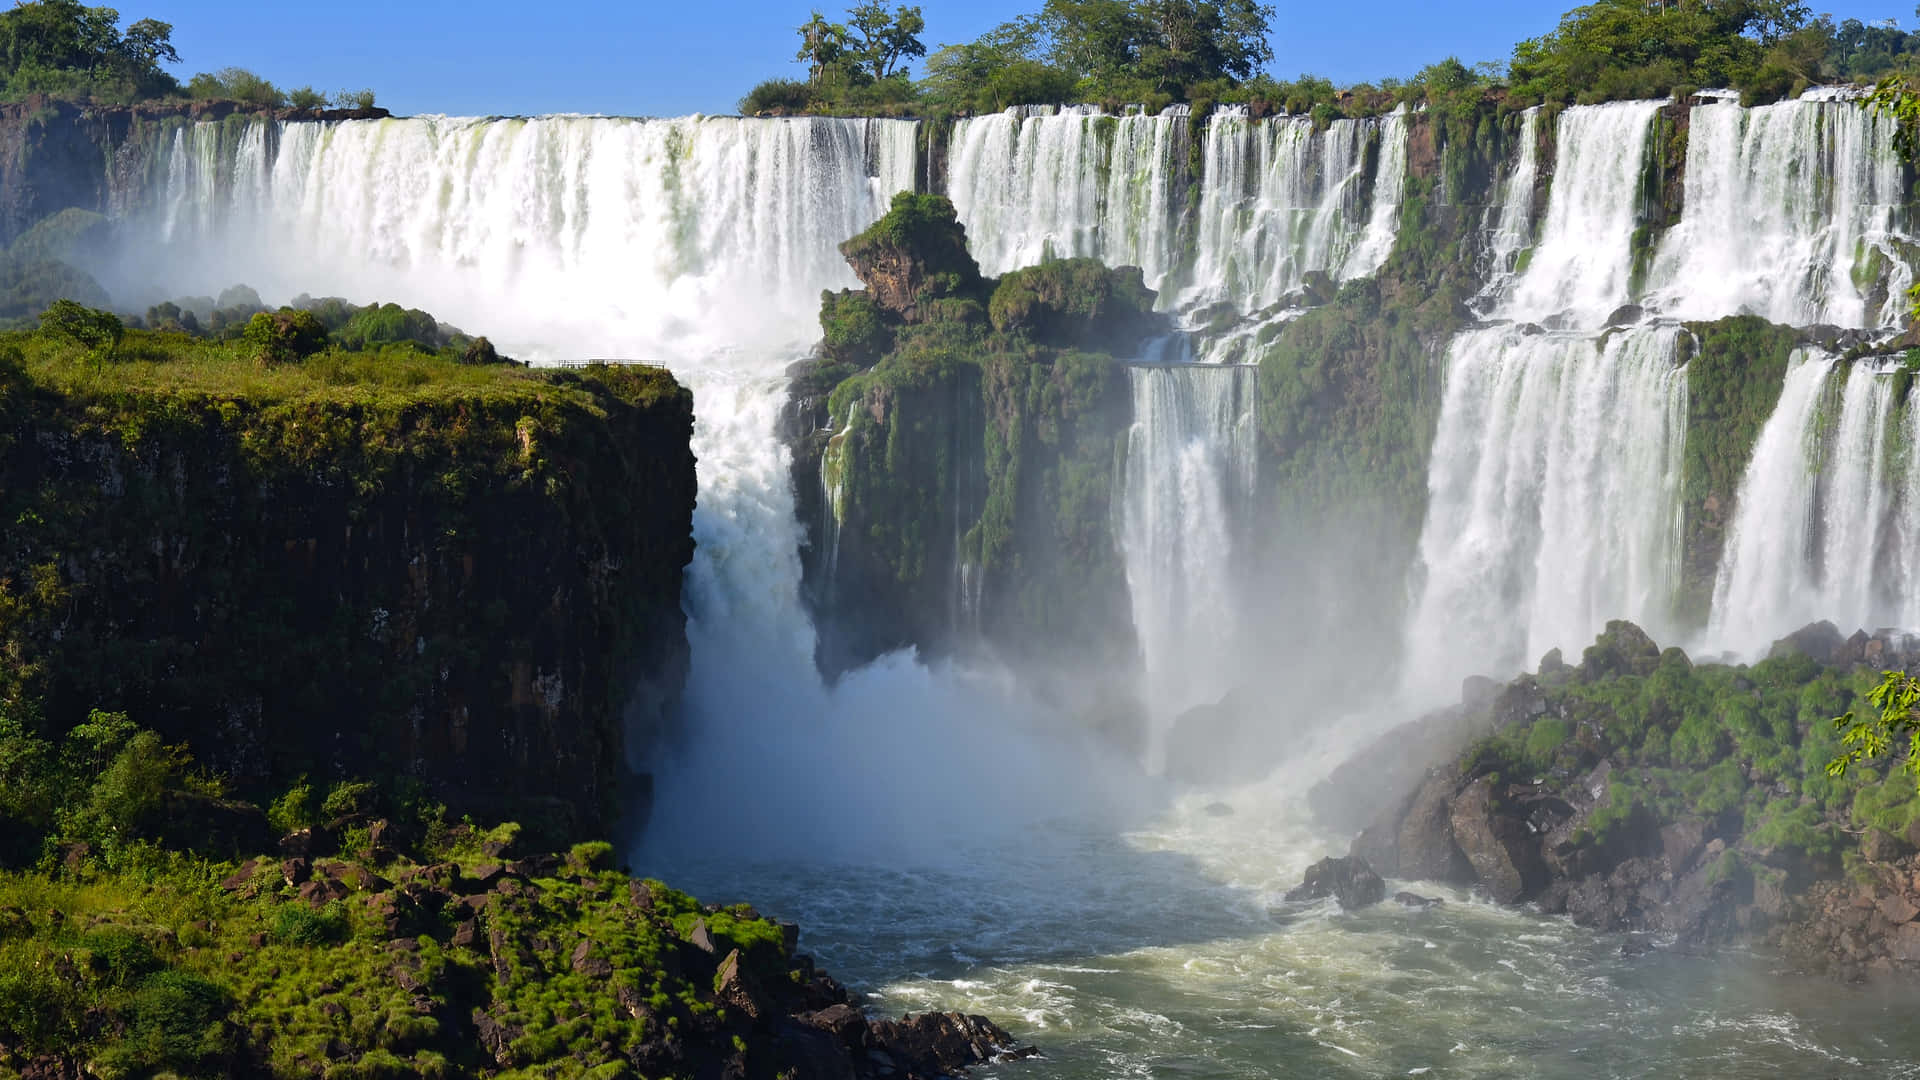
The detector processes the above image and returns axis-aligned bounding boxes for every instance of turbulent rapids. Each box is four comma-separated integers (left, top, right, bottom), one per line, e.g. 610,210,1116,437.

110,91,1920,1074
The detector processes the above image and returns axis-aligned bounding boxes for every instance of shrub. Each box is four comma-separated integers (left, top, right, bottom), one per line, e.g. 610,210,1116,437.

267,778,316,836
39,298,123,358
740,78,815,115
820,289,890,364
340,303,440,351
287,85,327,109
189,67,286,108
242,309,329,365
270,901,348,946
321,779,379,821
333,88,377,110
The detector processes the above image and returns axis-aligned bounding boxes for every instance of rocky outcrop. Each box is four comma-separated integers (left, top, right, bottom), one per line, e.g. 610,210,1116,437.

0,361,695,841
1318,619,1920,980
785,193,1158,687
1286,855,1386,910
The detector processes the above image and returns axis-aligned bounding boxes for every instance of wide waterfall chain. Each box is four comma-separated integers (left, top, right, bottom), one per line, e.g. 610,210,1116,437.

947,103,1411,316
129,112,918,356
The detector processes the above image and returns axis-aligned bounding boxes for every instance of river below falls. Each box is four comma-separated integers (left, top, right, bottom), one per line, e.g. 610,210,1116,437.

645,786,1920,1079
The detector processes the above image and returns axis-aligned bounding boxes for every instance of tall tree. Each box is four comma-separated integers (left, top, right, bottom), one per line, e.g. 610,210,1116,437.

845,2,926,81
795,11,850,84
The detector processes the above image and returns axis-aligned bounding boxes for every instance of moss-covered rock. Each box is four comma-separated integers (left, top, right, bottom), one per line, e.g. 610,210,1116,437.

0,829,1030,1079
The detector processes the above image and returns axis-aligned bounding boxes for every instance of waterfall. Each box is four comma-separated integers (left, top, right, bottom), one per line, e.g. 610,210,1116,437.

1182,106,1408,312
1340,107,1410,282
123,113,1133,855
947,106,1189,291
1119,363,1258,760
1476,106,1542,309
1706,356,1920,655
137,115,917,355
1645,93,1915,328
1500,101,1663,326
1402,326,1689,695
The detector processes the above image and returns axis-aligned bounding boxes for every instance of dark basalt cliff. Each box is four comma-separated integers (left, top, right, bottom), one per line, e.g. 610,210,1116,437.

0,357,694,839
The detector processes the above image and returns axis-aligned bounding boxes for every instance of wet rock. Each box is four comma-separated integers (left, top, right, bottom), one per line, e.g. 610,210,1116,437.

570,939,614,978
1448,777,1549,904
867,1012,1031,1074
715,948,769,1024
1397,770,1475,885
1393,891,1444,909
1863,828,1911,864
1461,674,1500,707
687,918,718,954
1579,621,1662,681
1770,620,1844,664
1286,856,1386,910
805,1003,869,1047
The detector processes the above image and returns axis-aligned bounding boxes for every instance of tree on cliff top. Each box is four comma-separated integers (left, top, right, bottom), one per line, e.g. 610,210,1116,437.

1508,0,1812,103
0,0,181,102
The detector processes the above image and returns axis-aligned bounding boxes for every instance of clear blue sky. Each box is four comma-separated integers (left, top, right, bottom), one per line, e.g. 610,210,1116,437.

143,1,1917,117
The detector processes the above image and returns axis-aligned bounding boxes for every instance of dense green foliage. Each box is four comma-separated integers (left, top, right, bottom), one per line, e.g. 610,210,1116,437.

748,0,1277,115
0,0,177,102
0,723,804,1078
746,0,1920,118
1831,671,1920,794
1460,623,1914,864
0,0,376,107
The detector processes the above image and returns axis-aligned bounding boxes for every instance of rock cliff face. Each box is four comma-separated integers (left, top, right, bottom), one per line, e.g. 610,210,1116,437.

786,194,1159,689
1314,619,1920,980
0,360,694,839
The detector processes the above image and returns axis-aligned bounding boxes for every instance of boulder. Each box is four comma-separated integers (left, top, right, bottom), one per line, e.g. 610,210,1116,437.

1461,674,1500,707
1392,892,1444,909
1396,771,1476,885
1769,620,1844,664
867,1012,1032,1074
1286,856,1386,910
1448,777,1549,904
1578,621,1662,681
714,949,769,1024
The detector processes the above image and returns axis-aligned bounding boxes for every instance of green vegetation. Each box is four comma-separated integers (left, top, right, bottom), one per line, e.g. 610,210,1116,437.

0,706,806,1077
1830,670,1920,794
1454,622,1911,863
0,0,378,107
746,0,1920,120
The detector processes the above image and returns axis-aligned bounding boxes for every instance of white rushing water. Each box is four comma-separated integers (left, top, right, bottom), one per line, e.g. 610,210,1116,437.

1475,105,1541,310
1499,100,1663,326
1404,326,1688,695
947,106,1189,292
1645,94,1915,328
139,115,917,353
1706,355,1920,656
1182,106,1408,311
1119,363,1259,758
